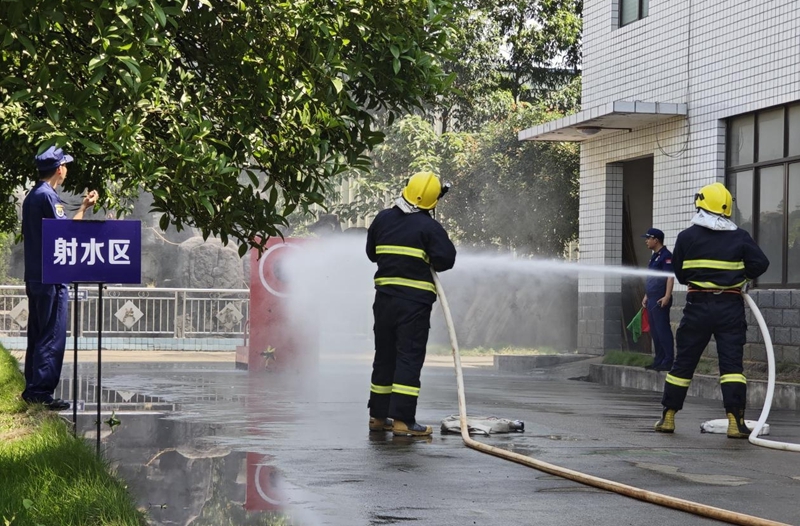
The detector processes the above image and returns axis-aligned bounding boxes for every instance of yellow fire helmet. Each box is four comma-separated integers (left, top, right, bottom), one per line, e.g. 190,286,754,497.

694,182,733,217
402,171,442,210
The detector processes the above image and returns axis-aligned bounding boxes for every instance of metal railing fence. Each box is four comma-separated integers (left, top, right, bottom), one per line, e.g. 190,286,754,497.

0,286,249,340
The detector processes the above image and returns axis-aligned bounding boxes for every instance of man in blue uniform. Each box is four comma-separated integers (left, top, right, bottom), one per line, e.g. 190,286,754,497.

22,146,98,410
640,228,674,372
654,183,769,438
366,171,456,437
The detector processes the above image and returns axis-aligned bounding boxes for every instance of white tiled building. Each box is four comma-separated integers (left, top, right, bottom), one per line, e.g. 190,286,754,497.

520,0,800,361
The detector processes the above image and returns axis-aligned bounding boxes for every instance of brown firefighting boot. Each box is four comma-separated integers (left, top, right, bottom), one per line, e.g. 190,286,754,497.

368,417,394,432
726,409,751,439
654,408,676,433
392,420,432,437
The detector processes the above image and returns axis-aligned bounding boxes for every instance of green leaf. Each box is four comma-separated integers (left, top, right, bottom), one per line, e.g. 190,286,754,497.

152,1,167,27
392,58,400,74
331,77,343,94
200,197,215,217
158,214,170,231
78,138,103,154
118,57,140,78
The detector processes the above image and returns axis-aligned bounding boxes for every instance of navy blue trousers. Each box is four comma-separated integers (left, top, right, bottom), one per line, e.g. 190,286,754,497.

23,282,68,402
369,292,432,424
646,297,674,367
662,294,747,412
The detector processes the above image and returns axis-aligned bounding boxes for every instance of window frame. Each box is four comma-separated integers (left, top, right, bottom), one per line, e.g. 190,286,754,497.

726,102,800,288
619,0,649,28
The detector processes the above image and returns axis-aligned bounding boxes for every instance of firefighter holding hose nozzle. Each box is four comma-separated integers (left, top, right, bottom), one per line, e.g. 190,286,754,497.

655,182,769,438
366,172,456,437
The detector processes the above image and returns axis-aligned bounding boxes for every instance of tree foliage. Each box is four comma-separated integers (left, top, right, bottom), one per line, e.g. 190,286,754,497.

437,100,579,255
437,0,581,132
0,0,456,253
328,0,583,255
332,95,579,256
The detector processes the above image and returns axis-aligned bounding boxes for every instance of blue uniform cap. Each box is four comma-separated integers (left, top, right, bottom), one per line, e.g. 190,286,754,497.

641,228,664,242
35,146,74,172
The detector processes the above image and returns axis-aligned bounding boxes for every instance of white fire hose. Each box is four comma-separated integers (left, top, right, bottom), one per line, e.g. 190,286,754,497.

432,270,790,526
743,293,800,452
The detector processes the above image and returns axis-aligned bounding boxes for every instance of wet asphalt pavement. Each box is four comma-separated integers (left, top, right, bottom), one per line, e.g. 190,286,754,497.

75,356,800,526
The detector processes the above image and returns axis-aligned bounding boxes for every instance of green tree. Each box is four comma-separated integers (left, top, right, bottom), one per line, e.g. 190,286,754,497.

480,0,581,103
0,0,456,254
331,94,579,256
437,99,579,255
436,0,581,133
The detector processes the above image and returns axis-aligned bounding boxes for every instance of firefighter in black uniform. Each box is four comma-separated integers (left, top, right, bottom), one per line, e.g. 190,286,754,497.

366,171,456,437
655,182,769,438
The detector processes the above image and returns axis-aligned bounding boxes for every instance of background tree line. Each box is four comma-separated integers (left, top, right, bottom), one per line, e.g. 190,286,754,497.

330,0,582,256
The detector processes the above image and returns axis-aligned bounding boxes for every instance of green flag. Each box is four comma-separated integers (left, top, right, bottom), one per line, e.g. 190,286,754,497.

627,308,643,343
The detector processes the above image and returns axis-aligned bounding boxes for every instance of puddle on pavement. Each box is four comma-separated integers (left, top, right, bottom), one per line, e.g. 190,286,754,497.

73,410,294,525
67,365,298,525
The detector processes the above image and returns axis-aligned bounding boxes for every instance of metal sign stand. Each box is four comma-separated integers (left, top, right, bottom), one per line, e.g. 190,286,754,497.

96,283,103,455
72,283,79,435
70,282,105,456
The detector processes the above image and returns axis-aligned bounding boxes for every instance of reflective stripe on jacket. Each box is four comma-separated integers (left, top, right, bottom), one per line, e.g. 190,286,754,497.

366,206,456,305
672,225,768,290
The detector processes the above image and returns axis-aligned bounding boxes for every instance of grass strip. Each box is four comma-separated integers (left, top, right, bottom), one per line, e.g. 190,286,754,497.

0,346,145,526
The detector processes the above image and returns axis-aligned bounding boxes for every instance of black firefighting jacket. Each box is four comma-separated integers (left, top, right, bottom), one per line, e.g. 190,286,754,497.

366,206,457,305
672,225,769,290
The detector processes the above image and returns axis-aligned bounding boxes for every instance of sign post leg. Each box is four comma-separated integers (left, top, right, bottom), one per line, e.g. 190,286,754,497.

96,284,103,456
72,283,79,435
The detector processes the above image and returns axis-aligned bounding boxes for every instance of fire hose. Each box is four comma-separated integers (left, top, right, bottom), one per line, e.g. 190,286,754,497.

743,293,800,452
431,270,790,526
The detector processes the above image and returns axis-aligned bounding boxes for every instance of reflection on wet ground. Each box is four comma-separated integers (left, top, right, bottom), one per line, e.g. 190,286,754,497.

71,364,295,526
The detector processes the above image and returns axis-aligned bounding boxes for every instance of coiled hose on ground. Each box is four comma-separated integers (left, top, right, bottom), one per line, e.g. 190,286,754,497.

432,270,790,526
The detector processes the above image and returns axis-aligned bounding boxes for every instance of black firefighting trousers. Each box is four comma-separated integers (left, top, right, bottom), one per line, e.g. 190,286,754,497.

368,291,432,424
662,293,747,412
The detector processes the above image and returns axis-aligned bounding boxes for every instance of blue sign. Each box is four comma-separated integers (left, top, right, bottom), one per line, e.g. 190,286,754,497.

42,219,141,284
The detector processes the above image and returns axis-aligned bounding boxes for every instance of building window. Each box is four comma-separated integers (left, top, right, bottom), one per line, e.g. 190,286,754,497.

727,102,800,287
619,0,649,27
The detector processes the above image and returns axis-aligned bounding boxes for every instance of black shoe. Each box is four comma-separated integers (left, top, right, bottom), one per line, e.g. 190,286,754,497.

653,364,672,372
44,399,70,411
644,363,656,370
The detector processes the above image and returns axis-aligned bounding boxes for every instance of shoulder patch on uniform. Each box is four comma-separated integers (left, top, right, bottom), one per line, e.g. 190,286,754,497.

55,204,65,218
665,258,672,264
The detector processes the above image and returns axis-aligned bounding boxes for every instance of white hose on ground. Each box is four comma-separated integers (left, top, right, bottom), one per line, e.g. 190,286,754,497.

743,293,800,452
431,270,790,526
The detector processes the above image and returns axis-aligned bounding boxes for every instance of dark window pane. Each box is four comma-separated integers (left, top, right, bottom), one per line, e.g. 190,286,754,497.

642,0,649,17
729,115,754,166
757,166,784,284
788,163,800,283
789,105,800,157
730,170,754,235
758,108,785,162
620,0,639,26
